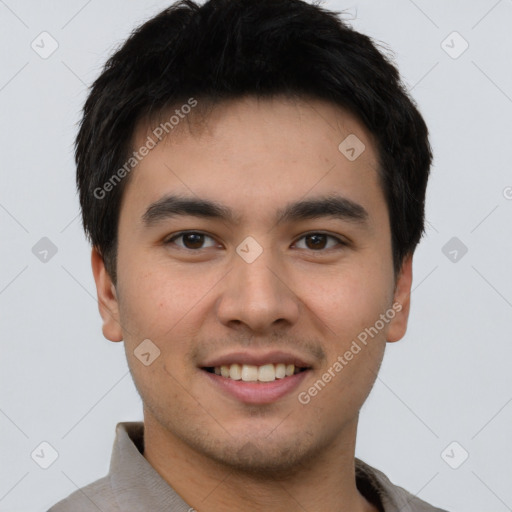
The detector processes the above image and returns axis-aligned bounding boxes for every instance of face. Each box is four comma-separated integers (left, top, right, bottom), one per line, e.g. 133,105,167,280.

92,96,412,475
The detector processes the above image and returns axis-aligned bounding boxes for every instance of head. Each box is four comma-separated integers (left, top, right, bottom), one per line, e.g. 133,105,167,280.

80,0,432,475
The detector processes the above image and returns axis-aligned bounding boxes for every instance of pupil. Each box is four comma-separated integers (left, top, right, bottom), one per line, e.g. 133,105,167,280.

306,234,326,250
184,233,204,249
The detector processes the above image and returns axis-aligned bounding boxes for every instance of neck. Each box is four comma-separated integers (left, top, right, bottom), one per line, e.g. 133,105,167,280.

142,412,378,512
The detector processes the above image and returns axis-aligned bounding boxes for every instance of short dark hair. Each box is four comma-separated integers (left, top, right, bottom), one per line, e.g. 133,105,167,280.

76,0,432,284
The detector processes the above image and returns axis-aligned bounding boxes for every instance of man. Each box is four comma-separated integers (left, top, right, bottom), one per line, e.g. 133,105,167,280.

49,0,448,510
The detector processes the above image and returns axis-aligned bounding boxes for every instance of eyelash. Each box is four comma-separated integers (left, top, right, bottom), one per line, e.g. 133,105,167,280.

163,231,348,252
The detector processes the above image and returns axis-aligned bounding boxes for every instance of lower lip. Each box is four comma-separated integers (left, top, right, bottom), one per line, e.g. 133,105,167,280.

201,369,310,404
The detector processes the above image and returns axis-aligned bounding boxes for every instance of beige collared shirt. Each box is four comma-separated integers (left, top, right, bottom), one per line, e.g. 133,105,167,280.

48,422,449,512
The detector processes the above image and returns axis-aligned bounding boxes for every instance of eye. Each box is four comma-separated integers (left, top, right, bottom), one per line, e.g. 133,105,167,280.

164,231,218,250
293,232,346,251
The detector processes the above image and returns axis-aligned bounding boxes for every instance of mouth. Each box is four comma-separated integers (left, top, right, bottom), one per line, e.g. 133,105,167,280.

199,352,313,404
202,363,310,382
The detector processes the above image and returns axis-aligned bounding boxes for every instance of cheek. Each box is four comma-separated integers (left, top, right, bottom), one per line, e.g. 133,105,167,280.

117,262,202,339
306,278,389,410
303,264,391,338
116,260,219,383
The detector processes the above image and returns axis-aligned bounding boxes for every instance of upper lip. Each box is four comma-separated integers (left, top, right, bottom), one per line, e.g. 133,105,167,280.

200,350,314,369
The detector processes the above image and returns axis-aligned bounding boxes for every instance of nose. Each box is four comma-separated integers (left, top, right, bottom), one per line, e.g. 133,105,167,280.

215,245,300,334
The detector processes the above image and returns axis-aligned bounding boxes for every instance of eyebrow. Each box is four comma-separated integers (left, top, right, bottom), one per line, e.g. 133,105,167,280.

142,194,369,228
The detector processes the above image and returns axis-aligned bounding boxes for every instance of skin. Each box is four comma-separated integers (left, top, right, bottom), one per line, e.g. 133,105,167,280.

92,96,413,512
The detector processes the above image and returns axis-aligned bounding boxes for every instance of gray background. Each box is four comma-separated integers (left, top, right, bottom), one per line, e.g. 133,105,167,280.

1,1,511,511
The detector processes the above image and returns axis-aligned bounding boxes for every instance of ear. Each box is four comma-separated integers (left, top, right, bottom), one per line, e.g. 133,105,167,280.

91,247,123,342
386,253,413,343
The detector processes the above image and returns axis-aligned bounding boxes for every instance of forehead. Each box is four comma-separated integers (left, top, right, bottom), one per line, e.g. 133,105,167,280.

122,96,384,227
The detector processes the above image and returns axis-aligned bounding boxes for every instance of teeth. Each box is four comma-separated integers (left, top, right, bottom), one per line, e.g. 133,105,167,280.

212,363,304,382
258,364,275,382
230,363,242,380
275,363,286,379
241,365,258,381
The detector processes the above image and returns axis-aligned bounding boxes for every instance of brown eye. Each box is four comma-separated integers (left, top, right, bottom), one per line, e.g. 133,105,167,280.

294,233,345,251
166,232,217,250
305,234,327,250
181,233,205,249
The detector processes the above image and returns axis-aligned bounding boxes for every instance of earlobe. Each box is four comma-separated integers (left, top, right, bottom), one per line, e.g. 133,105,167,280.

386,253,413,343
91,247,124,342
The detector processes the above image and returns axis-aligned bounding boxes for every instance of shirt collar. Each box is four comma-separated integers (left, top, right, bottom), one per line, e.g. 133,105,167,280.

109,421,192,511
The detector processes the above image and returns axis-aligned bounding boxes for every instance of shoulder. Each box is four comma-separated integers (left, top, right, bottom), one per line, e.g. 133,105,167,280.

47,475,118,512
382,478,450,512
355,458,450,512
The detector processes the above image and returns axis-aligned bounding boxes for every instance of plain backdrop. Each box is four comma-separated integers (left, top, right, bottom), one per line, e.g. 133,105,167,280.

1,1,511,511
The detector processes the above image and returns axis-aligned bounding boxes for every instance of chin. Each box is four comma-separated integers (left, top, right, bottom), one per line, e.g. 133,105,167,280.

210,442,311,478
183,426,330,480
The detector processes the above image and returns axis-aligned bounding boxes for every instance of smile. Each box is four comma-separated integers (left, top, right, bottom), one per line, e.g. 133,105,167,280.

203,363,308,382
